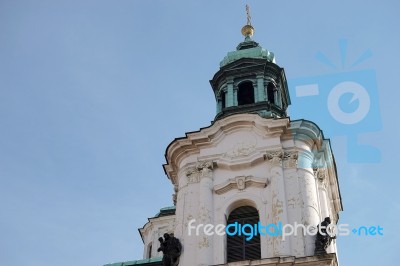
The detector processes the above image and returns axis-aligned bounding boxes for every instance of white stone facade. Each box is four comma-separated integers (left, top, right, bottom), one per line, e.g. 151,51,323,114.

140,113,342,266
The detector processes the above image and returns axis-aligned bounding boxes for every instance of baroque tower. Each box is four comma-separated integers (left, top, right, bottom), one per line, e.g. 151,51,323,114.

105,7,342,266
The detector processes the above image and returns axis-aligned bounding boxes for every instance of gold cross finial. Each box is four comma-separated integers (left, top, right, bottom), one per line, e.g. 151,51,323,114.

246,4,252,25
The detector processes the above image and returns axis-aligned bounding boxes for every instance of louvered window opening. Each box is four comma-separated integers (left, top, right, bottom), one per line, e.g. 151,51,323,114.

227,206,261,262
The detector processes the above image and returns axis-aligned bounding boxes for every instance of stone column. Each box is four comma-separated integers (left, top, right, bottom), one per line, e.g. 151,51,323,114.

233,87,238,106
227,79,234,107
265,150,291,257
277,87,282,108
282,151,305,257
253,81,259,102
297,151,320,256
216,98,222,113
196,161,214,266
257,75,265,101
177,168,198,265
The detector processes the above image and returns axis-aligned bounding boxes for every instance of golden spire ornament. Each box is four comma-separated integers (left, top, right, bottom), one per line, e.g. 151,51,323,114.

241,4,255,37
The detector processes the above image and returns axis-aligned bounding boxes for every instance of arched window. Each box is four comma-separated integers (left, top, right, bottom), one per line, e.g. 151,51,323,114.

238,82,255,106
227,206,261,262
267,83,276,104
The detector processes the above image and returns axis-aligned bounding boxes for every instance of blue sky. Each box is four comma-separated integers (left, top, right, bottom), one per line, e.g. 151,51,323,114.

0,1,399,265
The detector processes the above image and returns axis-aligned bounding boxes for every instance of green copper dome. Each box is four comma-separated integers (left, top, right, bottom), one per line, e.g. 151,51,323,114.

220,36,275,67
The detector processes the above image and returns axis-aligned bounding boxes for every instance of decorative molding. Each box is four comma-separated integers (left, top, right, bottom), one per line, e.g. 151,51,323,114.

214,176,269,195
224,141,257,159
164,115,291,182
236,176,246,190
185,161,214,183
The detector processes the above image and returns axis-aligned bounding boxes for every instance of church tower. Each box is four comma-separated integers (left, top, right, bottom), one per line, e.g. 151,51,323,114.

105,6,342,266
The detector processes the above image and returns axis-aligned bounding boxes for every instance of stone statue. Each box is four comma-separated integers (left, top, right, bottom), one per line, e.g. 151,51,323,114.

315,217,336,255
157,233,182,266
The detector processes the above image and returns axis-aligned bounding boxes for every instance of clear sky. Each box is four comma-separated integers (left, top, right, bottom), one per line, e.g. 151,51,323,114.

0,0,399,265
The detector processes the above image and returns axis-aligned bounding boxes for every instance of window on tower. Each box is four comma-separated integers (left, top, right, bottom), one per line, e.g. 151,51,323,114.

238,81,255,106
227,206,261,262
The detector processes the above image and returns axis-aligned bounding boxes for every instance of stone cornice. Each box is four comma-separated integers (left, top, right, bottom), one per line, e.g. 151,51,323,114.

163,114,290,184
163,116,337,191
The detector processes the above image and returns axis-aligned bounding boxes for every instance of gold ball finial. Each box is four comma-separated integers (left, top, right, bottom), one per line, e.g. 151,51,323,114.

241,24,254,37
242,5,254,37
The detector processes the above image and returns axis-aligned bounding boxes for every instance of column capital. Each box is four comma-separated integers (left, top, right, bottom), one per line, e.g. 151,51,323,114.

265,150,283,167
196,160,214,179
283,151,299,169
185,161,214,183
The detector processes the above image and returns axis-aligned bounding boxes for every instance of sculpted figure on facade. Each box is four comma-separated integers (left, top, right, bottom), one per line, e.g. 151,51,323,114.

158,233,182,266
315,217,336,255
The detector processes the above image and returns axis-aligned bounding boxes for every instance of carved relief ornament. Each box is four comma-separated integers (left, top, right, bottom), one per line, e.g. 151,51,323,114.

185,161,214,184
214,176,269,195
